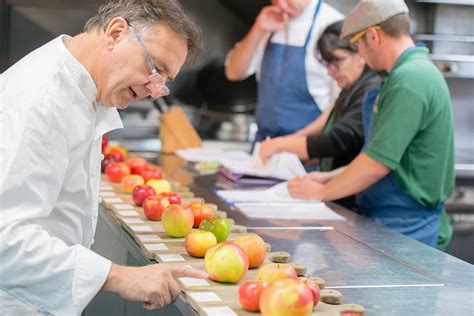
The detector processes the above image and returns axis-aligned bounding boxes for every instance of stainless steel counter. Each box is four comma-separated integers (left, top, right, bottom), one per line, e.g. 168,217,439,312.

87,155,474,316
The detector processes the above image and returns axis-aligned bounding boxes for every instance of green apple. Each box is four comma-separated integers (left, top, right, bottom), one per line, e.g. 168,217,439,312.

199,218,231,242
146,179,171,195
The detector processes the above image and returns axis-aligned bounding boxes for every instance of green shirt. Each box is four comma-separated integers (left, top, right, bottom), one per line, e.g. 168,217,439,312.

366,47,455,208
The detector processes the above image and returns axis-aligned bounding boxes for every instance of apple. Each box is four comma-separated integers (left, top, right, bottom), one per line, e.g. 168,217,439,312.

143,192,181,221
101,154,118,173
101,135,108,153
258,263,298,284
104,145,127,160
158,192,181,205
305,279,320,307
205,242,249,283
105,162,130,183
125,157,148,175
146,179,171,195
140,166,164,182
199,218,231,242
259,278,314,316
121,174,145,194
162,204,194,238
132,184,156,206
239,280,268,312
185,231,217,258
234,233,267,269
187,202,214,228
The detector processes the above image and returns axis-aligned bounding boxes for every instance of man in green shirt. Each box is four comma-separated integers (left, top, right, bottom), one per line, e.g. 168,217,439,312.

287,0,454,248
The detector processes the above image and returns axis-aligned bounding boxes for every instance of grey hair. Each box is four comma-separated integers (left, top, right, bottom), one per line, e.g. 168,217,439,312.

84,0,202,63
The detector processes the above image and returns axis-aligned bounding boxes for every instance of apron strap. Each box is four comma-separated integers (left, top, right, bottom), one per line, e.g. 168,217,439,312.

304,0,323,47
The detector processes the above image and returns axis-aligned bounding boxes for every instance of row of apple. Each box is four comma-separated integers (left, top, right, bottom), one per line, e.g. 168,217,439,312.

100,143,321,315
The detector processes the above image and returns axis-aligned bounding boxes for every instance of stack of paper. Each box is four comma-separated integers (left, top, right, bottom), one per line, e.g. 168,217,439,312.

234,202,346,221
215,182,319,204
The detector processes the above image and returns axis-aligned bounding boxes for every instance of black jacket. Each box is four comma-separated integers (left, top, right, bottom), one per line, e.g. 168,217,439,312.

306,67,381,209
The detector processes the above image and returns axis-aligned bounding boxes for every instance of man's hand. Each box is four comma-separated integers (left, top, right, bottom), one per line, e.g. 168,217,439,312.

255,6,289,33
287,175,324,200
102,263,208,310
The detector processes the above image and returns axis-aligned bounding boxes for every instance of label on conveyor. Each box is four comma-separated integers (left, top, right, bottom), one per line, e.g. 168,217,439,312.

188,292,221,302
100,191,117,197
99,185,113,190
179,277,209,287
203,307,236,316
102,198,122,203
157,254,185,262
114,204,135,211
117,210,140,217
136,234,162,242
123,218,145,224
144,243,169,251
128,225,152,232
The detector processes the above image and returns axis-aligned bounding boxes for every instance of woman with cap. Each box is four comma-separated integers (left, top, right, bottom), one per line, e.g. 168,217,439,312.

259,20,381,210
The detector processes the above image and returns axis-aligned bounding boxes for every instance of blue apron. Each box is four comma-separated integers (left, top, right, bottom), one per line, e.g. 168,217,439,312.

356,88,442,247
255,0,323,142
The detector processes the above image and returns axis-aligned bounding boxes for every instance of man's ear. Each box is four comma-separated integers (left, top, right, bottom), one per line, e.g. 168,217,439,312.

104,17,129,50
366,27,382,47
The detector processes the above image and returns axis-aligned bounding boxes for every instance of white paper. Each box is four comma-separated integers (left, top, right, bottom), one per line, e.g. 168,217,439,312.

102,197,123,203
100,191,117,197
203,307,237,316
144,243,169,251
157,254,185,262
221,151,306,181
216,182,319,204
179,277,209,287
235,202,346,221
114,204,135,210
136,234,162,243
177,147,249,163
188,292,221,302
118,210,140,217
122,218,145,224
129,225,153,232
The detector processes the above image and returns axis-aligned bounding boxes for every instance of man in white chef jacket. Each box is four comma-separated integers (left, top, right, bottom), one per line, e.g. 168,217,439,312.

0,0,207,314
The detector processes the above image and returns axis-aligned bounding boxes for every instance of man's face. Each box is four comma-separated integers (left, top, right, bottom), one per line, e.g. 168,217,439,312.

272,0,311,18
356,37,384,73
98,24,188,109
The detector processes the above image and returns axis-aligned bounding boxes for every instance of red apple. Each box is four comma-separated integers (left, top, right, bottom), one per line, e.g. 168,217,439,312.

162,204,194,238
121,174,145,194
140,166,164,182
101,154,118,173
104,145,127,160
205,242,249,283
234,233,267,269
158,192,181,205
125,157,148,175
104,148,124,162
187,202,214,228
101,135,108,153
305,279,320,307
259,278,314,316
105,162,130,183
185,230,217,258
132,184,156,206
239,280,268,312
257,263,298,284
143,192,180,221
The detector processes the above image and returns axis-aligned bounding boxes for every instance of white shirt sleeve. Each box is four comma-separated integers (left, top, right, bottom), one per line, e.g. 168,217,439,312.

224,38,267,81
0,98,111,315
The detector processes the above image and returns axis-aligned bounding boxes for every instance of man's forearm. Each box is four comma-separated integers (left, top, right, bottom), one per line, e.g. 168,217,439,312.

295,105,333,136
320,153,390,201
225,25,269,81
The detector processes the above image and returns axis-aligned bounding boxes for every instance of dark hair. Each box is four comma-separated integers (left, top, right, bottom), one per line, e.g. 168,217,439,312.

84,0,202,63
316,20,356,64
379,13,410,38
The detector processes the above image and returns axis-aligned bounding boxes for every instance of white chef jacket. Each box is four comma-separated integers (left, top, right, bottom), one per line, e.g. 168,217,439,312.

226,0,344,111
0,35,123,315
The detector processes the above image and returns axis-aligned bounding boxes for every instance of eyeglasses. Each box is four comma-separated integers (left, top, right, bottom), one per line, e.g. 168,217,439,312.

128,26,170,98
319,55,351,70
349,26,382,49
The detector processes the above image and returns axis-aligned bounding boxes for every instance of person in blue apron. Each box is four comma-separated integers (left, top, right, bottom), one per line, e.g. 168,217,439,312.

225,0,344,143
287,0,455,248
